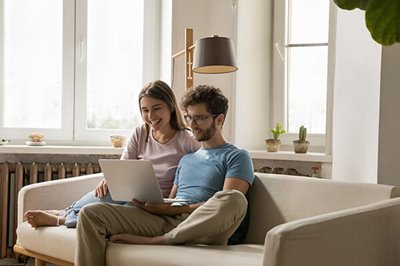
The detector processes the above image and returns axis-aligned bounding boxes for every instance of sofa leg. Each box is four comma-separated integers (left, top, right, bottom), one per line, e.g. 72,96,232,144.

35,258,46,266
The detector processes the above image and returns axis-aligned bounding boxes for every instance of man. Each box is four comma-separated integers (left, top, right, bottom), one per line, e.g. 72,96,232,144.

75,85,254,266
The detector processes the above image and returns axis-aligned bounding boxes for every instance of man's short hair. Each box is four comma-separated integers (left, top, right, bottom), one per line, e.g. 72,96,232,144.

181,85,229,117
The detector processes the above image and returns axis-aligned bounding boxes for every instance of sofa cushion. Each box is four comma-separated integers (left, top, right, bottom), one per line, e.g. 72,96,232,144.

17,222,264,265
106,243,264,266
16,222,76,262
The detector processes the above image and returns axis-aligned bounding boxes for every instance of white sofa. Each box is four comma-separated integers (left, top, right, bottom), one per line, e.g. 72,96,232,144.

14,173,400,266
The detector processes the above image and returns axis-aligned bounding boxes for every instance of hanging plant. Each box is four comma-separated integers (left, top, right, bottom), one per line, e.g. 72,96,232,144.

334,0,400,45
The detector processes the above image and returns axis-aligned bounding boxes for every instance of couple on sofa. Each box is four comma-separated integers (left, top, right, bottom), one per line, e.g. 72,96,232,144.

24,81,254,266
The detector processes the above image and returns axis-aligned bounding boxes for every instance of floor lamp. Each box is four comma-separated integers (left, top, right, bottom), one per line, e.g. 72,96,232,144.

172,28,238,91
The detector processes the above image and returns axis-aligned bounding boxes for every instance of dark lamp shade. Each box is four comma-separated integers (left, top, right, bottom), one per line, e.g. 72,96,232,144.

192,35,238,74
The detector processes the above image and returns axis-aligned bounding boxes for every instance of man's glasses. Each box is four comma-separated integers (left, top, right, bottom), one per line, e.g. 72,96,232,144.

184,114,217,124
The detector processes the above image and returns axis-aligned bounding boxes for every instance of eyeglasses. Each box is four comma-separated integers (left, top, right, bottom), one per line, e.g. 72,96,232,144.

184,114,217,124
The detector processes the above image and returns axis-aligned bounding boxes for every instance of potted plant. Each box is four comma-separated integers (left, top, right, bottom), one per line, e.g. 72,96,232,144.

265,123,285,152
293,125,309,153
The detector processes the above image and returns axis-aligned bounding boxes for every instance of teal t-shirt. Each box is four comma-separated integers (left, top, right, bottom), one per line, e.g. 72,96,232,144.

173,143,254,203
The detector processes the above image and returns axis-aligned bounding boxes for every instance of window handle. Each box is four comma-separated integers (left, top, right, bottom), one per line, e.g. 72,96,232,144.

79,39,85,62
275,42,284,61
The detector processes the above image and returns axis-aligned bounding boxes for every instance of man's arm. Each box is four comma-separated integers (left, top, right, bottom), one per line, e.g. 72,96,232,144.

131,184,201,216
223,177,250,195
133,178,249,216
130,200,203,216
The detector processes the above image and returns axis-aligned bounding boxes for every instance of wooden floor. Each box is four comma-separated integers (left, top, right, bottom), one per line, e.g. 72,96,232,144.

0,258,33,266
0,258,56,266
0,259,55,266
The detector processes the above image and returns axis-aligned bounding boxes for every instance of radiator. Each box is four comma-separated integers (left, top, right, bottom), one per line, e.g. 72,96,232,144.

0,161,100,258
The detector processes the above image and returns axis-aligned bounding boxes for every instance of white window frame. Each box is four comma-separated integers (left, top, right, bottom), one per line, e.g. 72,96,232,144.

0,0,160,145
272,0,336,150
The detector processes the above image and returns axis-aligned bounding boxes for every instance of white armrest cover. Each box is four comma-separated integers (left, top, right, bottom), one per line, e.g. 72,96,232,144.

17,173,103,225
246,173,400,244
263,197,400,266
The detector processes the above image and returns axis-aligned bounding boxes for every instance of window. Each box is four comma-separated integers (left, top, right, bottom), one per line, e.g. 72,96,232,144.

273,0,331,147
3,0,64,129
0,0,160,144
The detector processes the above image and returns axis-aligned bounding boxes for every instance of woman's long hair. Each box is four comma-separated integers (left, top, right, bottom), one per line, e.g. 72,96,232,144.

139,80,186,141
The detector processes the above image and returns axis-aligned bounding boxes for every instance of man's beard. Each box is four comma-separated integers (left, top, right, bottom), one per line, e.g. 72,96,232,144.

195,123,217,142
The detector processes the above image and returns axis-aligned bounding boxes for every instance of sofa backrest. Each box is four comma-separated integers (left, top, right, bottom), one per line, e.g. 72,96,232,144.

244,173,400,244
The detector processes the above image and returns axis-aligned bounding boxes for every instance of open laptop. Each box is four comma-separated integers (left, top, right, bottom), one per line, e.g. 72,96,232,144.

99,159,189,204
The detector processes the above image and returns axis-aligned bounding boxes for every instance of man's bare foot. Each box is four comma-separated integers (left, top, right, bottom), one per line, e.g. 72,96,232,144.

24,210,65,228
110,234,166,245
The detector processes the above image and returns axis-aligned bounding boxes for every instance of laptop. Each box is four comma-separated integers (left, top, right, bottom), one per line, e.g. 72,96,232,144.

99,159,189,204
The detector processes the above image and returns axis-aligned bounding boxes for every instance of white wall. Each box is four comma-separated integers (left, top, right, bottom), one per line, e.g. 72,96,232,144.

160,0,172,84
167,0,273,148
332,8,382,183
169,3,399,186
170,0,236,141
234,0,272,150
378,44,400,186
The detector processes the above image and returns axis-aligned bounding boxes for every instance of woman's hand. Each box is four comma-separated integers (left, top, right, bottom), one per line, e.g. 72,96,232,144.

95,179,108,198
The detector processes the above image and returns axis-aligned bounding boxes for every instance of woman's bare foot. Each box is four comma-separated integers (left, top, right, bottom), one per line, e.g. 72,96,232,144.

110,234,166,245
24,210,65,228
44,209,63,216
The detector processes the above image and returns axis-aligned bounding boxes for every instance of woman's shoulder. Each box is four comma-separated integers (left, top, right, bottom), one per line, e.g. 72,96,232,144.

177,129,200,145
131,123,147,137
136,123,147,133
127,123,148,143
177,128,195,139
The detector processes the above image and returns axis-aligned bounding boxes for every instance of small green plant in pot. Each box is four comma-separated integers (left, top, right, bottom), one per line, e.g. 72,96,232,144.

293,125,310,153
265,123,285,152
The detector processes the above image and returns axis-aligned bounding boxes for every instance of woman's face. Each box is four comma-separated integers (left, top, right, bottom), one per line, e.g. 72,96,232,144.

140,96,172,132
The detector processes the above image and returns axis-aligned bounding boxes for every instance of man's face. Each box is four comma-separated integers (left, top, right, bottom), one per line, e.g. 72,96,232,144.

185,103,217,142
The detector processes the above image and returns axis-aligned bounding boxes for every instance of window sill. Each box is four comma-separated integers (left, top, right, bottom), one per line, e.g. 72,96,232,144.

0,145,124,155
249,150,332,163
0,146,331,162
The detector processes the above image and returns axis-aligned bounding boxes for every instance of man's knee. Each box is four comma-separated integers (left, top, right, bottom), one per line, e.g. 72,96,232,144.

214,189,247,202
79,203,106,223
213,190,248,215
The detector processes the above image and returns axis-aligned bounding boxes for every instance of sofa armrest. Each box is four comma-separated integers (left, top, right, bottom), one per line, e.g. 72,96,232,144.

17,173,103,225
263,197,400,266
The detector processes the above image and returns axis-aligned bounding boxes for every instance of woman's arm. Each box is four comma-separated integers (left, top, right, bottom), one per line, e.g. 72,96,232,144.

168,184,178,198
120,125,143,159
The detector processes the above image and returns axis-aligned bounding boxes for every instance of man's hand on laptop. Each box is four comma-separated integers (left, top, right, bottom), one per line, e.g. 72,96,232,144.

130,199,204,216
95,179,108,198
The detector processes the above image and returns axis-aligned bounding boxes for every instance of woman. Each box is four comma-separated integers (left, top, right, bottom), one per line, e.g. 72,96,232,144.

25,80,200,228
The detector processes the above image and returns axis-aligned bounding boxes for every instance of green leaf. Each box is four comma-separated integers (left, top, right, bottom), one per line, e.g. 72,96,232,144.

334,0,400,45
334,0,369,10
365,0,400,45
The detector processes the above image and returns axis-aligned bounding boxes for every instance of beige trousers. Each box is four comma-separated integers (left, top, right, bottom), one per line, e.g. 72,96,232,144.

75,190,248,266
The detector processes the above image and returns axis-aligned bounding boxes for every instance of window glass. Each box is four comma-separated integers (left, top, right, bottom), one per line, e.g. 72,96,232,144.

86,0,144,129
289,0,330,44
287,46,328,134
3,0,63,128
286,0,330,134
